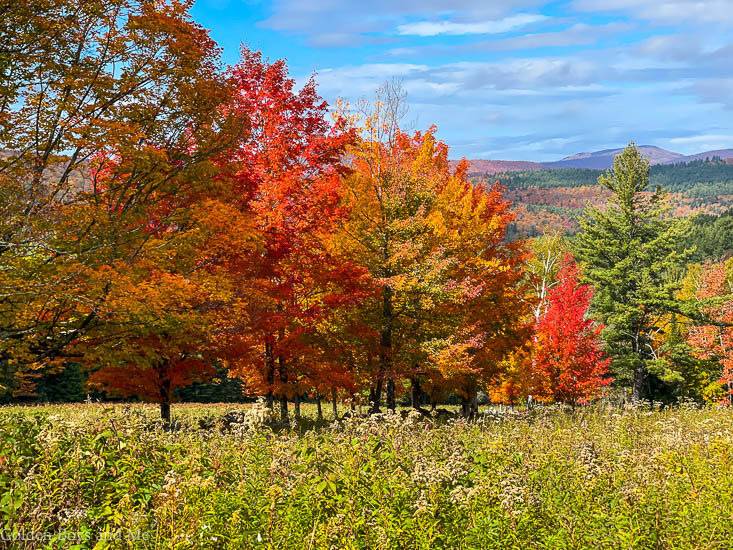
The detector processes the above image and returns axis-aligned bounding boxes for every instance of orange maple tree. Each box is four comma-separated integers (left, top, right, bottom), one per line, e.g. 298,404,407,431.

81,149,257,421
337,82,531,413
426,170,532,415
0,0,244,402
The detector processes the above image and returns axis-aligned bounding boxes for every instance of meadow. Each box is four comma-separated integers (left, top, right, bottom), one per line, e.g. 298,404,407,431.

1,402,732,549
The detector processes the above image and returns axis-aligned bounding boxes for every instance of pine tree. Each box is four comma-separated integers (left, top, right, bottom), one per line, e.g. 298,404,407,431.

576,142,689,403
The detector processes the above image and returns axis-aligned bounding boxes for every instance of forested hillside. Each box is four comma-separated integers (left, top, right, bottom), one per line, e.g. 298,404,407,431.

684,209,733,262
486,158,733,239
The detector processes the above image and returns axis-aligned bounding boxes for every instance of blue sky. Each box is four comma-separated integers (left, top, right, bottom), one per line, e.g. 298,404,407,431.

191,0,733,161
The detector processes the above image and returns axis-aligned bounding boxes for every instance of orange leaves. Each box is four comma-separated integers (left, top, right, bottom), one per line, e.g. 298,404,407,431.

5,6,659,410
337,89,530,407
209,48,367,403
0,0,243,399
685,259,733,403
432,179,532,394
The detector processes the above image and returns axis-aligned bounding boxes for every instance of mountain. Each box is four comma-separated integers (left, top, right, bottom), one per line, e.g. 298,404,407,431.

0,150,90,193
458,159,542,173
544,145,684,169
461,145,733,174
672,149,733,163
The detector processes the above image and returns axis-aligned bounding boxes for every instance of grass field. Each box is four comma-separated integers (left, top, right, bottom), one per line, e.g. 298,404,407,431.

1,402,732,549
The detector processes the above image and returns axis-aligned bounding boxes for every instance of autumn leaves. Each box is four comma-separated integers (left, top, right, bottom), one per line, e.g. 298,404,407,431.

1,1,614,417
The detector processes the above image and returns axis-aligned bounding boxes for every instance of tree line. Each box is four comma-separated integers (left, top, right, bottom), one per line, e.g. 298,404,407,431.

494,158,733,192
1,0,731,419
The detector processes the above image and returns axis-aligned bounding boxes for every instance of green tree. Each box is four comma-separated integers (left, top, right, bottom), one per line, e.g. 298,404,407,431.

576,143,690,403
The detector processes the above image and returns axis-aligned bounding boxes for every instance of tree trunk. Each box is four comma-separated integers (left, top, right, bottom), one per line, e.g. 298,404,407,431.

266,392,274,410
374,283,393,414
160,402,171,423
316,393,323,421
461,392,478,418
369,381,383,414
280,395,288,421
159,365,172,423
386,378,395,411
631,358,647,404
278,351,288,420
265,340,276,409
331,386,338,420
411,377,421,409
294,392,301,420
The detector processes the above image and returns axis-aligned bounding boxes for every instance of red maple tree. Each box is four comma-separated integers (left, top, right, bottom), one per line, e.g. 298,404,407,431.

217,48,369,417
531,255,611,404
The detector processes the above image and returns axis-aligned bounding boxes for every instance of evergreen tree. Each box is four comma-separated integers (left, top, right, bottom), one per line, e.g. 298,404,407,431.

36,363,86,403
683,209,733,262
576,143,690,402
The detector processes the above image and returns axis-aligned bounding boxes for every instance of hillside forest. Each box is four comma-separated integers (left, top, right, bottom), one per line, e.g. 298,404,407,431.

491,160,733,242
2,0,733,419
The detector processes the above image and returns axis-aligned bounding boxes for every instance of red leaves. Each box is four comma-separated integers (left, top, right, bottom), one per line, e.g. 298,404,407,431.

42,38,618,410
216,48,368,400
531,255,611,404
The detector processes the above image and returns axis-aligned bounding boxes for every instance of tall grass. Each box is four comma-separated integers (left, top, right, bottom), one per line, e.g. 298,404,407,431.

1,403,731,549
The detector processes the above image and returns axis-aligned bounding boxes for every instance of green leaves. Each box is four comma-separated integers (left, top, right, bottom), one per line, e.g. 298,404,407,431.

1,405,733,548
313,476,338,495
577,142,691,402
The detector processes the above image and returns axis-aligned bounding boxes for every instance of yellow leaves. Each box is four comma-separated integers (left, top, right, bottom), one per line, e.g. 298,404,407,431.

413,130,437,174
329,95,529,399
110,272,199,315
191,199,261,258
678,263,703,301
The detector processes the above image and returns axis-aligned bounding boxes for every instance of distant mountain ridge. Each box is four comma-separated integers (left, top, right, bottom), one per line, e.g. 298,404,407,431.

458,159,540,174
671,149,733,163
460,146,733,174
548,145,684,169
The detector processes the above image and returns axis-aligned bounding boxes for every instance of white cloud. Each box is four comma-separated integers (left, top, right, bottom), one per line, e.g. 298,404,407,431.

431,58,602,91
396,13,547,36
669,134,733,145
258,0,733,159
686,78,733,109
469,22,634,51
572,0,733,26
314,63,430,97
665,133,733,152
636,35,703,61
